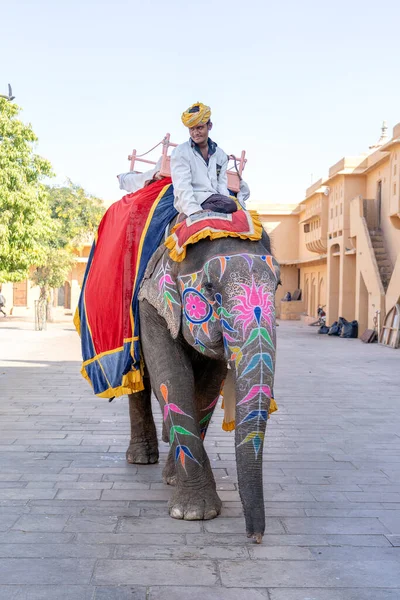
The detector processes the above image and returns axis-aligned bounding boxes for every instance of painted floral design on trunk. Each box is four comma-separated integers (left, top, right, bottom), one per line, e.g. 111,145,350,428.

233,278,274,337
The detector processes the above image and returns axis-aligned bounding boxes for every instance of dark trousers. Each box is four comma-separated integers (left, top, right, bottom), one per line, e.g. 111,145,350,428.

201,194,237,214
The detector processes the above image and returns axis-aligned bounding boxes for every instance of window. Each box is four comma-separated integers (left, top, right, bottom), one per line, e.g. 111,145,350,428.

304,224,310,233
330,208,333,218
340,204,343,215
394,183,397,196
394,164,397,176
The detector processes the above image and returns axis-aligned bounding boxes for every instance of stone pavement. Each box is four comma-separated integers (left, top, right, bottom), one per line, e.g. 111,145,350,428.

0,318,400,600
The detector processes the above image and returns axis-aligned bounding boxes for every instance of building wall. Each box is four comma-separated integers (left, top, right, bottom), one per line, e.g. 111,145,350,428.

300,263,327,318
259,212,299,263
258,211,301,318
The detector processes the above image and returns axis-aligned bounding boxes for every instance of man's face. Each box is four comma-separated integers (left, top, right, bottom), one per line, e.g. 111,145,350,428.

189,121,212,145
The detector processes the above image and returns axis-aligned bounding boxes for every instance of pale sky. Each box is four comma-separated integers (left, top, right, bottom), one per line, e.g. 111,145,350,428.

2,0,400,206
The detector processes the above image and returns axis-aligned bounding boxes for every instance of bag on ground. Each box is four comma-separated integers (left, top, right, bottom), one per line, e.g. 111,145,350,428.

341,320,359,338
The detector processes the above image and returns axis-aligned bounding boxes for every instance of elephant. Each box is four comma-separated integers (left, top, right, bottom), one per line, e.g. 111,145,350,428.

125,229,279,542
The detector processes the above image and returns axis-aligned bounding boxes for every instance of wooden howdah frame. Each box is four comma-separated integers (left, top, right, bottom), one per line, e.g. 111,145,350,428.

128,134,247,194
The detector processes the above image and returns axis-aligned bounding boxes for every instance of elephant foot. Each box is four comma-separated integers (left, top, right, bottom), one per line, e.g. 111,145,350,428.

168,486,222,521
126,440,159,465
162,451,177,486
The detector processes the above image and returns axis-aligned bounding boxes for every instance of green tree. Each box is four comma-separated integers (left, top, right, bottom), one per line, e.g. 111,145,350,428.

0,98,54,283
31,248,76,302
46,181,105,249
31,182,105,322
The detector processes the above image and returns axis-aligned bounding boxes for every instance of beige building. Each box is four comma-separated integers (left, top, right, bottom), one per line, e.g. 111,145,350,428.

256,122,400,335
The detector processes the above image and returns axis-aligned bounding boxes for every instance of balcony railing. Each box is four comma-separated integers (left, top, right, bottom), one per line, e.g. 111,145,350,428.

302,198,322,223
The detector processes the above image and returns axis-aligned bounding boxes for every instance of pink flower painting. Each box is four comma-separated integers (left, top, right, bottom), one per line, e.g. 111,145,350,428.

184,292,208,321
232,279,274,336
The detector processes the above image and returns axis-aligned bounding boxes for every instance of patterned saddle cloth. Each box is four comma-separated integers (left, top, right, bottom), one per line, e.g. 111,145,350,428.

165,209,263,262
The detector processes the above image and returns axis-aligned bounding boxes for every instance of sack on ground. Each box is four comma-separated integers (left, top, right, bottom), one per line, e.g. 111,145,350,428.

328,321,340,336
341,320,358,338
318,325,330,334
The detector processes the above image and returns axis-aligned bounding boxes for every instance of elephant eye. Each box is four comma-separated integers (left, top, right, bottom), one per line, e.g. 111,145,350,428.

204,282,215,298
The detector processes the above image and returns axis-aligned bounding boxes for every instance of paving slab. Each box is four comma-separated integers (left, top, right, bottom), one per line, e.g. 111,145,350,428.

0,586,95,600
269,590,400,600
219,559,400,587
148,587,269,599
1,319,400,596
0,558,95,584
92,559,218,586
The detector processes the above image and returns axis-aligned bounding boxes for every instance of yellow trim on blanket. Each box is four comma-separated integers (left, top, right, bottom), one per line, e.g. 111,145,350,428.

81,337,139,369
73,306,81,337
80,364,144,397
165,210,263,262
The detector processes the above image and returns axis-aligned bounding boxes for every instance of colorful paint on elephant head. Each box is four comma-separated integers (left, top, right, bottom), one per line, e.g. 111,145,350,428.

155,252,279,460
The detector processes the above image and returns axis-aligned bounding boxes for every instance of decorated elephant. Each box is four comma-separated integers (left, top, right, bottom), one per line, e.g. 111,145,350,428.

126,226,280,543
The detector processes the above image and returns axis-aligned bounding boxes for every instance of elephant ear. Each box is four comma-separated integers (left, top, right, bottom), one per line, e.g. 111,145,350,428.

139,248,182,339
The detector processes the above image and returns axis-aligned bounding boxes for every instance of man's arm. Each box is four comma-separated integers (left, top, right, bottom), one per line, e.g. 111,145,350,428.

216,153,230,197
170,147,202,216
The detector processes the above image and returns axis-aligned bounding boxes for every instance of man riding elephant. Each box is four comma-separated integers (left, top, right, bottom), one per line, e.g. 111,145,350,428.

76,102,279,542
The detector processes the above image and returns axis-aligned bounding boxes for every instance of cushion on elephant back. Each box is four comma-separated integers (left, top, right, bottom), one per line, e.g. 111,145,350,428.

165,209,263,262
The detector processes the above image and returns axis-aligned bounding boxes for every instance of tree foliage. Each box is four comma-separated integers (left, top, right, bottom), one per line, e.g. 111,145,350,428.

1,98,105,320
31,182,105,313
46,181,105,249
31,248,76,300
0,99,54,282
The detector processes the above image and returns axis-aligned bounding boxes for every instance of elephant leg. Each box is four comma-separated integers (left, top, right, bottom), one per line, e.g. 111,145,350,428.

126,376,159,465
139,299,222,520
193,354,226,441
163,355,226,486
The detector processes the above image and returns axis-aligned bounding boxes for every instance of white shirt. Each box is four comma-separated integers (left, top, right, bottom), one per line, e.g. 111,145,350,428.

117,158,162,194
170,140,229,216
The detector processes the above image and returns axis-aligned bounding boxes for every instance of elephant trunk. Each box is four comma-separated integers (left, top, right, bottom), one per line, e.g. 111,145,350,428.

234,365,273,542
220,277,276,542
